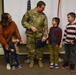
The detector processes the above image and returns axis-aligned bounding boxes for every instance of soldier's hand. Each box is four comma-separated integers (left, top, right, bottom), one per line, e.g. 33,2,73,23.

42,37,46,42
30,26,37,32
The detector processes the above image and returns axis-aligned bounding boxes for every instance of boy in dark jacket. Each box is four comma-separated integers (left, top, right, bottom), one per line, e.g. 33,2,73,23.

9,35,22,70
48,17,62,68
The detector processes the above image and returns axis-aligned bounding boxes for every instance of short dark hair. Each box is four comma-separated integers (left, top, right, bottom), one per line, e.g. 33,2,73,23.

52,17,60,25
37,1,46,7
67,12,76,20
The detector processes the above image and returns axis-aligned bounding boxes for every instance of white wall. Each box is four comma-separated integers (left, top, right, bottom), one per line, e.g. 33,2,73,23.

62,0,76,31
4,0,76,43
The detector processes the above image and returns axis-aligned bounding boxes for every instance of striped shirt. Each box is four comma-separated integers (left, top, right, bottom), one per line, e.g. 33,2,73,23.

63,23,76,44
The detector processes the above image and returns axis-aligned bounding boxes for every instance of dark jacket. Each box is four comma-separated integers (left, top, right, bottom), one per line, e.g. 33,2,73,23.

48,26,62,45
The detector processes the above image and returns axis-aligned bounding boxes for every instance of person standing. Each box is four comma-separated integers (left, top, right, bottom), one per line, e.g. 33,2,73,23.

9,35,22,70
0,13,23,70
21,1,48,68
48,17,62,69
61,12,76,73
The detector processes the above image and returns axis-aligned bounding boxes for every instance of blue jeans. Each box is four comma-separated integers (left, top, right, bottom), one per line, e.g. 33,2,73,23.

10,53,20,66
2,45,20,66
9,42,21,66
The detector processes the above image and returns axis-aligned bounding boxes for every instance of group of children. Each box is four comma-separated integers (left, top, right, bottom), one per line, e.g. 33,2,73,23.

7,12,76,73
48,12,76,73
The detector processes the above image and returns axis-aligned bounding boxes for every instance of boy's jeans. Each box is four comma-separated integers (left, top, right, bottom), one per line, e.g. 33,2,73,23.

64,44,76,65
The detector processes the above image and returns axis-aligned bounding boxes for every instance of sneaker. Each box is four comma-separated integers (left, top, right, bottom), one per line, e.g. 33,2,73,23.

50,63,54,69
25,58,30,63
12,66,16,70
61,64,68,69
18,65,22,69
70,64,75,73
70,68,75,73
54,63,59,68
6,64,11,70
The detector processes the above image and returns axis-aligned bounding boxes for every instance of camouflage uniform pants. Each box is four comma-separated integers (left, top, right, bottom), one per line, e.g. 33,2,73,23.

26,35,43,60
48,44,59,63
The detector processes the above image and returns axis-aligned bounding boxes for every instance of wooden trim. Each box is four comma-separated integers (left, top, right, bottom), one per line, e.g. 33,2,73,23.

2,0,4,13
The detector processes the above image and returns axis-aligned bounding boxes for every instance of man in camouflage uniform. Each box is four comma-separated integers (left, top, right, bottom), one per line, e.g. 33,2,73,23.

21,1,48,68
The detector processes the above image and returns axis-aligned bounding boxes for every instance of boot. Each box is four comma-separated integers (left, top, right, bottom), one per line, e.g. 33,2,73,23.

38,60,43,68
29,60,34,69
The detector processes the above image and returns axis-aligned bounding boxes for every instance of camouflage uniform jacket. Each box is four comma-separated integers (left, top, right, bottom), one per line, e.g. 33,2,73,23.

21,8,48,38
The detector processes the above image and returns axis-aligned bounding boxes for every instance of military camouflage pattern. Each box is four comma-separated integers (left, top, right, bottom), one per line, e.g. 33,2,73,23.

26,34,43,60
21,8,48,38
21,8,48,60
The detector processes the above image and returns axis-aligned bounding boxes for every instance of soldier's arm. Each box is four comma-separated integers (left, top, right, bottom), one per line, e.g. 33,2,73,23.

43,15,48,38
21,11,31,29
